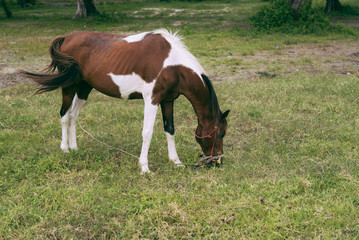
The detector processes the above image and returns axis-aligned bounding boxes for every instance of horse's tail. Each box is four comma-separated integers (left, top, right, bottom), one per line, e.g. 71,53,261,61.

20,37,81,95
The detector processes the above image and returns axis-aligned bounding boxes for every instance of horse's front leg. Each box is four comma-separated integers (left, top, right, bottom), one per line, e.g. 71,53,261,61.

160,101,182,166
139,94,158,174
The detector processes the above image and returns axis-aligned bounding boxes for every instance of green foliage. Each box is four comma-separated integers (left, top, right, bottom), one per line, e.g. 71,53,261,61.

327,3,359,16
298,2,333,33
250,0,349,34
250,0,294,32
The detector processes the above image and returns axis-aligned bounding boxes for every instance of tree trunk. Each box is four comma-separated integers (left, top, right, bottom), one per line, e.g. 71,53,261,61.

75,0,101,19
286,0,312,17
1,0,12,18
325,0,341,12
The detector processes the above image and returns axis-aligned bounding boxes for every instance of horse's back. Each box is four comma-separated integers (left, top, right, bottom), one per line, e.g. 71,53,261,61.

59,32,173,99
61,31,170,79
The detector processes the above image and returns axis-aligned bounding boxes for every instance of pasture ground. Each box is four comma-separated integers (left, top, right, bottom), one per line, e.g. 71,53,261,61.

1,0,359,238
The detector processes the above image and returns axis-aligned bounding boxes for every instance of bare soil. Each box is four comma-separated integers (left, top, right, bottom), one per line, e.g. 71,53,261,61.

0,57,48,88
0,40,358,89
207,40,359,82
0,65,31,88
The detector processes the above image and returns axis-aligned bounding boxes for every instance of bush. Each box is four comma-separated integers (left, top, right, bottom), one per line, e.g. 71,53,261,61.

250,0,294,32
298,2,332,33
249,0,338,34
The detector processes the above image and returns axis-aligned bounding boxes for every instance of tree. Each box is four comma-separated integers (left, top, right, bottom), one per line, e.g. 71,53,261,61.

325,0,341,12
285,0,312,17
75,0,101,19
17,0,36,9
1,0,12,18
287,0,342,13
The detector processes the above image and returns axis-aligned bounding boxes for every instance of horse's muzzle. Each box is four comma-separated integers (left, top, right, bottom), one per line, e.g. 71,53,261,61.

208,155,224,167
198,153,224,168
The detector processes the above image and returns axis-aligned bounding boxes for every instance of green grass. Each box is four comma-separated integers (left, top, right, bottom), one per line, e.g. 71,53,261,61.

1,0,359,238
1,73,359,238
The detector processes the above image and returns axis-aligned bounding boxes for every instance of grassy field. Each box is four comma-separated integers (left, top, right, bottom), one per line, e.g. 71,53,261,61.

1,0,359,239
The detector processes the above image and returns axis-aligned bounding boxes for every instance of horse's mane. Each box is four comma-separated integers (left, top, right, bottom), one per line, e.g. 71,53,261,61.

154,29,205,81
201,74,221,123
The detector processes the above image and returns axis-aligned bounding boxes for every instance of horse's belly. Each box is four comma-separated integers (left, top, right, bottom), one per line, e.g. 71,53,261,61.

107,72,145,99
93,71,155,100
83,71,148,100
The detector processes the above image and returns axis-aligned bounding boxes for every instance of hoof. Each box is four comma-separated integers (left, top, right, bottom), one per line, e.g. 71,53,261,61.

69,147,78,151
61,147,69,153
61,142,69,152
172,159,184,166
140,170,151,175
140,166,151,175
175,162,184,167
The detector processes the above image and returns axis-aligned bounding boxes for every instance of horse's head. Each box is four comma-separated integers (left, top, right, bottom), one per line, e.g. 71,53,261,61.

195,110,230,158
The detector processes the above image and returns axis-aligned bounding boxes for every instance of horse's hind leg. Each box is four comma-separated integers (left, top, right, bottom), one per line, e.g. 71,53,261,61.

60,81,92,152
160,101,182,166
68,82,92,150
69,81,92,150
60,86,78,152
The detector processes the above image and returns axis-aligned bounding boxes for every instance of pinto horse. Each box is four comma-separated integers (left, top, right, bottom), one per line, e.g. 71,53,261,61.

21,29,230,173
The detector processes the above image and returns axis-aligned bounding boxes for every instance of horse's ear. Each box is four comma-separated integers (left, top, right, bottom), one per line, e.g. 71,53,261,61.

221,110,230,120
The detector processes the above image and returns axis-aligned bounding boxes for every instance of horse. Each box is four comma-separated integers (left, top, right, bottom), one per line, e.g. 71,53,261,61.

21,29,230,174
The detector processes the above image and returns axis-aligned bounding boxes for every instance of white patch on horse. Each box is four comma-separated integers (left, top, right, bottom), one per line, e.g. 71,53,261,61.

107,72,159,174
60,94,86,152
61,111,70,152
139,80,158,174
69,94,86,150
123,32,150,43
153,29,205,82
108,72,145,99
165,132,182,166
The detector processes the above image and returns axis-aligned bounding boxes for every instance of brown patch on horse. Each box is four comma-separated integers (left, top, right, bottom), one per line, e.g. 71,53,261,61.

128,92,143,99
58,32,171,98
153,65,212,120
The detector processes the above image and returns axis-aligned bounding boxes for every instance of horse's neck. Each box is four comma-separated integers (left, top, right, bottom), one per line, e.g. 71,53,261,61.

180,79,214,129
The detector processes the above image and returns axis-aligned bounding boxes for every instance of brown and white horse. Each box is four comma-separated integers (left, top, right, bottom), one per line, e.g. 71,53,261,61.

21,29,230,173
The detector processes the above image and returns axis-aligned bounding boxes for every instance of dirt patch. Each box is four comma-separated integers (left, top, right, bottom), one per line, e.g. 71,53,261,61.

0,73,33,88
207,40,359,82
131,7,231,18
0,55,48,88
0,64,31,88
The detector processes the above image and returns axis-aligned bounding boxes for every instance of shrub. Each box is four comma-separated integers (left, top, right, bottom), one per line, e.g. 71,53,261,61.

297,2,332,33
250,0,294,32
249,0,340,34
